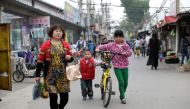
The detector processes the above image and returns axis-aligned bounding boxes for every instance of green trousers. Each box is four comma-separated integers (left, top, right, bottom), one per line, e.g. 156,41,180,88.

114,68,128,99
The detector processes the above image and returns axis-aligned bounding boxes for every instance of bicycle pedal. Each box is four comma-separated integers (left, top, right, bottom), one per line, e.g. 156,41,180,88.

111,91,115,95
94,84,100,88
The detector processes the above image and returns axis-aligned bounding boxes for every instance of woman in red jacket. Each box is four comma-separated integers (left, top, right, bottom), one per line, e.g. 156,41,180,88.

35,24,73,109
80,50,96,100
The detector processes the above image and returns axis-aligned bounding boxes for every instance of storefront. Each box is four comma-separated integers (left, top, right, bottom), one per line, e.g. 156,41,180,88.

177,12,190,54
154,16,178,52
4,14,50,51
29,16,50,50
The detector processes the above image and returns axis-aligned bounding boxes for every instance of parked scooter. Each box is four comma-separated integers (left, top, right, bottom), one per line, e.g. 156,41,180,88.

12,57,37,82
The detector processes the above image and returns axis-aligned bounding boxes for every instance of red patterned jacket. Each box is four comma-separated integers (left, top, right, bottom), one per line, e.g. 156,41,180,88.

80,57,95,80
38,39,72,62
35,39,72,77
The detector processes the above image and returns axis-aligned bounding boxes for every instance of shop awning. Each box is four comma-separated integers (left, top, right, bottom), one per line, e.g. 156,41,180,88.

163,16,178,25
154,16,178,28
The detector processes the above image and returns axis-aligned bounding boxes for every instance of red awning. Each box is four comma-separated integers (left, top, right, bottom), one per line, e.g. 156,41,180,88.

162,16,178,26
152,16,178,29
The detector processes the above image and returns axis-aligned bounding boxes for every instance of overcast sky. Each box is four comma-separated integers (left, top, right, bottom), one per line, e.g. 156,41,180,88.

44,0,190,21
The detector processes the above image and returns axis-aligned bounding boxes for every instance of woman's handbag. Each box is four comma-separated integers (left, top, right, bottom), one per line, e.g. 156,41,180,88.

66,64,81,81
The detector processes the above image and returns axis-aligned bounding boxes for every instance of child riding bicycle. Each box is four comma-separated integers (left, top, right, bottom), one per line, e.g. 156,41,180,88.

96,30,132,104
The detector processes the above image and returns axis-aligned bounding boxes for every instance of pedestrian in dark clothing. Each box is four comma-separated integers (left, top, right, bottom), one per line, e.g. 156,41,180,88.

140,36,147,57
88,40,95,57
147,33,160,70
180,33,190,66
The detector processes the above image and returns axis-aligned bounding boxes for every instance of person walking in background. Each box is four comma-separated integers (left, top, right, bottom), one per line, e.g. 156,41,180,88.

76,36,86,57
71,42,79,63
147,32,160,70
158,40,163,62
180,33,190,66
140,36,147,57
71,42,77,53
134,37,141,58
31,46,38,63
132,41,136,57
35,24,73,109
96,30,132,104
88,40,95,57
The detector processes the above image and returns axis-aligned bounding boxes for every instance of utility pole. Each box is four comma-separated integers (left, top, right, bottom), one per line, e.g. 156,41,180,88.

101,0,104,37
176,0,180,14
104,2,110,39
86,0,91,41
105,3,108,37
97,9,100,26
78,0,85,40
175,0,180,53
107,4,111,39
78,0,83,25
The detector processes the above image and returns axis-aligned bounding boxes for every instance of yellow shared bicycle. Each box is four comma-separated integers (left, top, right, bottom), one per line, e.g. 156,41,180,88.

95,51,121,108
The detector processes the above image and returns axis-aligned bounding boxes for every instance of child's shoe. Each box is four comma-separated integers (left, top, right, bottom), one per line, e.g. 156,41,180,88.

89,96,93,100
83,97,87,101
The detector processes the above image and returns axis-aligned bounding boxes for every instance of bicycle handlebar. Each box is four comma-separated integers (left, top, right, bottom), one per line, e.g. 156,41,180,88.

95,50,127,65
95,50,123,55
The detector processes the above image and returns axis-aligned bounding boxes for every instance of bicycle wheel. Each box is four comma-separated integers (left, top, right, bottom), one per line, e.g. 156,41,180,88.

13,70,25,82
103,77,112,108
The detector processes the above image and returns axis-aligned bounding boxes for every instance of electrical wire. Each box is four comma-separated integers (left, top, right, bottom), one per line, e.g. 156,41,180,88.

68,0,172,8
133,0,168,30
149,0,168,21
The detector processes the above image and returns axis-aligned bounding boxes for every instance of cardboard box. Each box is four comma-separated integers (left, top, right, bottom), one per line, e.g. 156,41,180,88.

183,64,190,72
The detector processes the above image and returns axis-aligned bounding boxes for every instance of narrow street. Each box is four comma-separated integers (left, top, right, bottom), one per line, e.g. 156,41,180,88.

1,0,190,109
1,56,190,109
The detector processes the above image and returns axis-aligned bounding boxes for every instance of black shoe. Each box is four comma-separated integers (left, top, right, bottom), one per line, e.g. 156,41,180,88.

155,67,157,70
89,96,93,100
83,97,87,101
0,99,2,101
151,66,153,70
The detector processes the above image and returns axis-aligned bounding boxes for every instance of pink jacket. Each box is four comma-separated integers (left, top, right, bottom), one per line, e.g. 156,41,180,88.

98,41,132,69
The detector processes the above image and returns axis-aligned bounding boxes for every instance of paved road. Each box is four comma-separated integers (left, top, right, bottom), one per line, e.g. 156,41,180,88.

1,57,190,109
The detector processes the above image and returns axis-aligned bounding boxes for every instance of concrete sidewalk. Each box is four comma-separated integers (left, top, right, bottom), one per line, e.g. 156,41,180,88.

0,84,35,109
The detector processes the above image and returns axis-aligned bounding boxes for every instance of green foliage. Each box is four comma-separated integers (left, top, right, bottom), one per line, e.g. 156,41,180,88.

120,0,150,25
119,19,134,33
